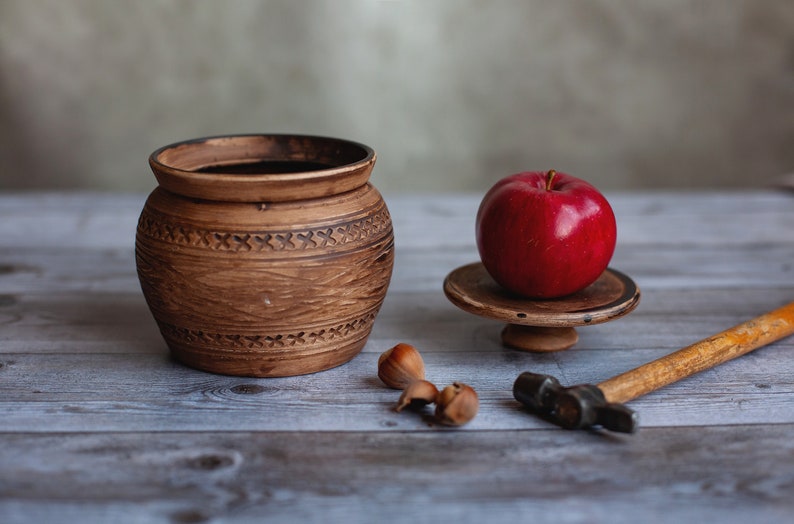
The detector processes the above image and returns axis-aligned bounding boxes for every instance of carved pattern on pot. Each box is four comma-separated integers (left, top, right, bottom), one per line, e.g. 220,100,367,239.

137,207,392,252
157,312,377,351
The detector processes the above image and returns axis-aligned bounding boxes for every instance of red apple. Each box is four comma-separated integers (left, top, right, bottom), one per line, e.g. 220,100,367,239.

475,170,616,299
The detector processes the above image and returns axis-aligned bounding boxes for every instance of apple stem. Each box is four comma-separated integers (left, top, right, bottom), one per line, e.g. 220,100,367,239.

545,170,557,191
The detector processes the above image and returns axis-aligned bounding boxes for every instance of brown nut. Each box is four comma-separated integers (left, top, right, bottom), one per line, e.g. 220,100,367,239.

395,380,439,412
377,343,425,389
435,382,479,426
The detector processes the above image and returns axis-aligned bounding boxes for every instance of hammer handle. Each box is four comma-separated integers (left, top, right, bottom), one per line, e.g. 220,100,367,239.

598,301,794,404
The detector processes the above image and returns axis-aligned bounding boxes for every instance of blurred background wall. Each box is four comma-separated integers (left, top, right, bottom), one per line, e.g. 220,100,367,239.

0,0,792,194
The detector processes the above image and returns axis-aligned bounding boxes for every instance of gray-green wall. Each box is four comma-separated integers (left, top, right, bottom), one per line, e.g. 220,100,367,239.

1,0,792,193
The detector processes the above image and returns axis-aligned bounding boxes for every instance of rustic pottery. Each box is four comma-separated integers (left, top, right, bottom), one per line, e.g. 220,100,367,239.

135,134,395,377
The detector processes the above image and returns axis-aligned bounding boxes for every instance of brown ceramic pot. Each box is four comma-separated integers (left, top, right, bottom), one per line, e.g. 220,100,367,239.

135,134,394,377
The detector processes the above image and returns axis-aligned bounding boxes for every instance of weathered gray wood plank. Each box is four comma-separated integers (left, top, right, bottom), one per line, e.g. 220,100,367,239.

0,337,791,432
2,241,793,296
3,283,794,354
2,191,794,250
2,427,793,524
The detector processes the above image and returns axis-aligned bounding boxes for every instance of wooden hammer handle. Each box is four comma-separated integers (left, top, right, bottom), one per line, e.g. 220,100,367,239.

598,301,794,404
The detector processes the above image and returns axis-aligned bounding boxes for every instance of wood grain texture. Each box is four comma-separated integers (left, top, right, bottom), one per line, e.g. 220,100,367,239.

444,263,640,352
2,427,793,524
2,190,794,523
444,263,640,327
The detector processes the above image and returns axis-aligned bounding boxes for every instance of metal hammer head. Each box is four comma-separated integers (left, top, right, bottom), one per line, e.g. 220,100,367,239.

513,372,638,433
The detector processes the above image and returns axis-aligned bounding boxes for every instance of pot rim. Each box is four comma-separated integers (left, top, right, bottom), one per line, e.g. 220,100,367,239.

148,134,376,202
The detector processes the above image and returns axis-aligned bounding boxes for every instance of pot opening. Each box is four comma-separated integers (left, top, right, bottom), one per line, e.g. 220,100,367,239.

153,134,372,176
148,134,376,202
196,160,334,175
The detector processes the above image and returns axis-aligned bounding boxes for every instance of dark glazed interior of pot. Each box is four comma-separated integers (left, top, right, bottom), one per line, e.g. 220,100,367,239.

154,135,372,175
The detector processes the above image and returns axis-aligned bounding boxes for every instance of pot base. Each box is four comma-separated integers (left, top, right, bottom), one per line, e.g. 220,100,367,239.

501,325,579,352
165,333,368,377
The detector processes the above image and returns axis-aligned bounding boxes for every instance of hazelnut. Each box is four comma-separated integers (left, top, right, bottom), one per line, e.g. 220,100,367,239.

395,380,439,412
377,343,425,389
435,382,479,426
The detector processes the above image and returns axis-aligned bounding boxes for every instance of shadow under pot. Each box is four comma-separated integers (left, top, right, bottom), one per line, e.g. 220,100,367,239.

135,134,395,377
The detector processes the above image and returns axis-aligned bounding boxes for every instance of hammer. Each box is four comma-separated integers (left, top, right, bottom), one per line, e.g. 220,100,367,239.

513,301,794,433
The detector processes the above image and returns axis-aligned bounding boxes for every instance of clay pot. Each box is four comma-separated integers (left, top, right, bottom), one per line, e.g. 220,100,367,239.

135,134,394,377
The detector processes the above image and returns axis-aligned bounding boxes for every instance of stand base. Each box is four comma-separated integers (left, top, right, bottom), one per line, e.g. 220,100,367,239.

501,325,579,352
444,263,641,352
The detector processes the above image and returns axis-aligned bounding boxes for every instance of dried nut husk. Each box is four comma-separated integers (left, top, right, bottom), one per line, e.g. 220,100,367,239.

377,343,425,389
395,380,439,412
435,382,479,426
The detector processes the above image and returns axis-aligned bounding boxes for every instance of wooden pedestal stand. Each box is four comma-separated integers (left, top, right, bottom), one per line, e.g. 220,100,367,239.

443,262,641,352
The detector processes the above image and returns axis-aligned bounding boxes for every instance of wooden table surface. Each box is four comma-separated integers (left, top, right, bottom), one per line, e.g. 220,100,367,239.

2,190,794,523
